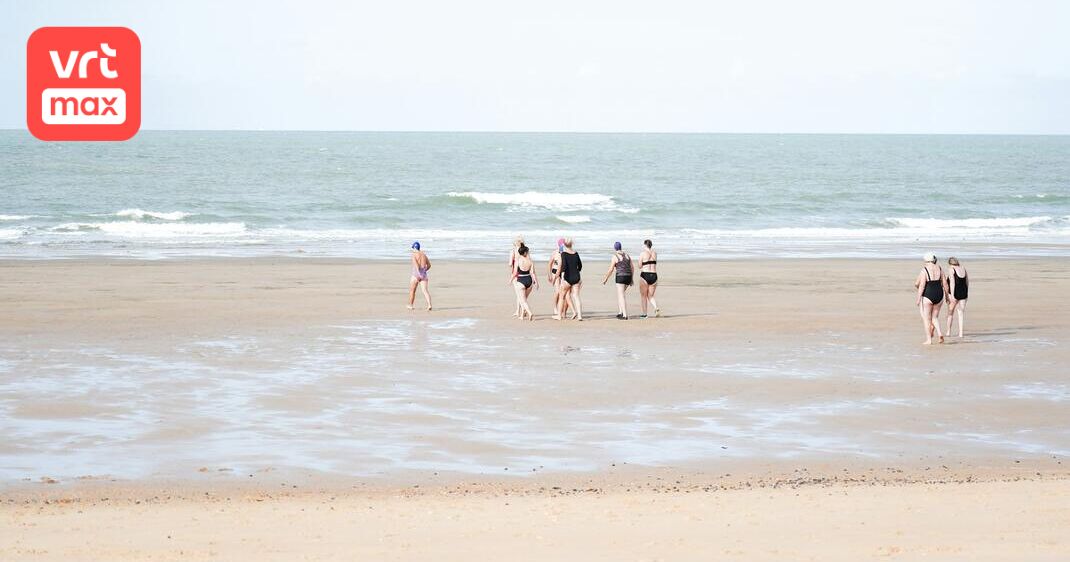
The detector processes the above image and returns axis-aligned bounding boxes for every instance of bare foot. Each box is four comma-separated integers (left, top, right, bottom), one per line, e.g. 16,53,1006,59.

406,305,414,310
427,306,433,311
923,340,933,345
552,314,562,320
938,335,944,344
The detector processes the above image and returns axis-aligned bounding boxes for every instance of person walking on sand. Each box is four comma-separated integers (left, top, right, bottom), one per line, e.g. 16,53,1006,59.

511,244,539,320
602,241,634,319
914,252,944,345
408,241,432,311
945,256,969,338
508,236,525,317
555,238,583,321
547,237,570,318
638,239,660,318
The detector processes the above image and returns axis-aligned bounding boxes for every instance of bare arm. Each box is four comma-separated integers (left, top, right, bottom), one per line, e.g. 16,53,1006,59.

915,269,925,305
602,256,617,285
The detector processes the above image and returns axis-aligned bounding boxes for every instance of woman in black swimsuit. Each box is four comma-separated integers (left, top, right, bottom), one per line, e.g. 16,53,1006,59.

511,244,538,321
555,238,583,321
638,239,659,318
914,252,945,345
602,241,634,319
508,236,525,317
945,256,969,338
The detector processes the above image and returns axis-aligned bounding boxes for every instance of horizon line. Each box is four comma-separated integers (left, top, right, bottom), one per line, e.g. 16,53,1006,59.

2,128,1068,136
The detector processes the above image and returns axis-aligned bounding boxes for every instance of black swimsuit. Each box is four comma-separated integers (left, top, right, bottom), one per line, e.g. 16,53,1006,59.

640,259,657,285
561,252,582,286
952,269,968,300
922,267,944,305
516,266,533,289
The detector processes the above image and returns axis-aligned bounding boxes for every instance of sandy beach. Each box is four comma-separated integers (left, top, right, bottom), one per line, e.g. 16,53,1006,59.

1,257,1068,559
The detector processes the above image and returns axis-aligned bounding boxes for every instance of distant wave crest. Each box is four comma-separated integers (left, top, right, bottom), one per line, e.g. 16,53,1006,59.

556,215,591,224
0,214,35,221
887,216,1053,229
51,221,245,237
447,191,637,213
115,208,192,221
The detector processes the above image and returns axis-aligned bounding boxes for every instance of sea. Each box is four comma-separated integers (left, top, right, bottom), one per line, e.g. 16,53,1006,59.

1,130,1068,259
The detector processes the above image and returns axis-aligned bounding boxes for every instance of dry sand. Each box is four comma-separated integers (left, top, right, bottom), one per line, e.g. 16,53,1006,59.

1,257,1068,560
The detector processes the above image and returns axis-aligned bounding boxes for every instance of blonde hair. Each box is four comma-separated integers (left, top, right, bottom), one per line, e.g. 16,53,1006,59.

948,257,960,266
513,236,524,247
563,237,574,248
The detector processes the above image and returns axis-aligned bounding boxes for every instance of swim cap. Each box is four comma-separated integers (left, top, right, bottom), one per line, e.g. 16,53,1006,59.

556,237,565,247
614,241,622,251
412,241,421,250
923,252,936,263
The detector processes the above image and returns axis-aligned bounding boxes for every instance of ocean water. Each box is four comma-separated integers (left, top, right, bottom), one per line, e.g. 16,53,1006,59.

1,131,1068,259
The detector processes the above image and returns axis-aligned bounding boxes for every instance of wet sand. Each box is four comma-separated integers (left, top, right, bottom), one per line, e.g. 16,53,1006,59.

1,257,1068,559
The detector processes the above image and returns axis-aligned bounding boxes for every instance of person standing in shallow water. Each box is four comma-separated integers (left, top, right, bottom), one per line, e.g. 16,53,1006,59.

914,252,944,345
638,239,660,318
602,241,634,319
407,241,432,311
945,256,969,337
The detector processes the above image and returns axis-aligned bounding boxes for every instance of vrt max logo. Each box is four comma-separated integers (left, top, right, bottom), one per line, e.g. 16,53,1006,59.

27,27,141,141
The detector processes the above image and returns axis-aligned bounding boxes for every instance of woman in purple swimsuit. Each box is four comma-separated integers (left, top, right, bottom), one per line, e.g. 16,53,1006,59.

408,241,432,311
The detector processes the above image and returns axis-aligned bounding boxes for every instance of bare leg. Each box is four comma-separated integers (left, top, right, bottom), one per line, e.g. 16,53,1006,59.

648,282,659,316
420,280,432,311
555,285,570,320
571,282,583,320
931,301,944,343
616,283,628,318
639,280,649,316
407,277,418,309
514,282,533,320
920,301,933,344
524,285,535,320
957,299,966,337
945,300,956,337
557,281,571,318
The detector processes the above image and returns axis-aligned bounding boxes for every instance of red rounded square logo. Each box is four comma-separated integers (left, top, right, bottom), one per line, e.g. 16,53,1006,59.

26,27,141,141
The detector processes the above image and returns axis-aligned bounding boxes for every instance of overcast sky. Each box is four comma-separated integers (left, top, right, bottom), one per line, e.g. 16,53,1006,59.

2,0,1068,133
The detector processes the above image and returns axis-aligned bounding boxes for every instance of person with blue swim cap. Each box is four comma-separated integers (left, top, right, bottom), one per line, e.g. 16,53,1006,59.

408,241,432,311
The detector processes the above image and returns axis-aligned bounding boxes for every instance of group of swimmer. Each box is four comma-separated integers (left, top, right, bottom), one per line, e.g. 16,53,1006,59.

406,237,661,320
413,242,969,341
508,237,660,321
914,253,970,345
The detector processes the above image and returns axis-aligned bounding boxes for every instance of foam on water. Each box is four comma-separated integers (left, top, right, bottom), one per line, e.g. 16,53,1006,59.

114,208,192,221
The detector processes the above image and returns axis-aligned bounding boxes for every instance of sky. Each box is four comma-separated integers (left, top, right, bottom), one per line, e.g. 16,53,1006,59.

2,0,1068,133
